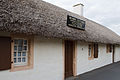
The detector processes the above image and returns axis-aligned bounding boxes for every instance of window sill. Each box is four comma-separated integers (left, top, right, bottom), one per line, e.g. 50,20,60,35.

10,64,33,72
88,57,94,60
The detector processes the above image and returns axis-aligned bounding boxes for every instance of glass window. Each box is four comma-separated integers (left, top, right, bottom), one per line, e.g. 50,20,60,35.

14,58,16,63
24,40,27,45
18,52,21,56
14,46,17,51
18,46,23,51
14,52,16,57
14,39,18,44
22,57,26,62
18,58,21,62
88,45,92,57
23,46,27,51
22,52,26,56
88,48,91,57
18,39,23,46
13,39,28,66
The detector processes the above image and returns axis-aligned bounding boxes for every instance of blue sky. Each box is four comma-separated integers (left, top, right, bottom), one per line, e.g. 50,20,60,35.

43,0,120,35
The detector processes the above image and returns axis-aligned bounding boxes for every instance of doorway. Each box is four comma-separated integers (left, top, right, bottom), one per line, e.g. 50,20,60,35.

64,40,76,79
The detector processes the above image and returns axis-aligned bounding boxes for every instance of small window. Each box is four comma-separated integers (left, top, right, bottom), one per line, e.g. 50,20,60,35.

88,43,98,60
88,44,94,59
11,34,34,72
106,44,112,53
88,45,92,58
13,39,28,66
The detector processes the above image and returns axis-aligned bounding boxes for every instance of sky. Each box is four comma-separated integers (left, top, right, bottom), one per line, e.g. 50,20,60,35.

43,0,120,35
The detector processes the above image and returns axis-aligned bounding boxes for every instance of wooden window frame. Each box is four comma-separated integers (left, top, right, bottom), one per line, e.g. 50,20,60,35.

88,43,98,60
88,43,94,60
10,34,34,72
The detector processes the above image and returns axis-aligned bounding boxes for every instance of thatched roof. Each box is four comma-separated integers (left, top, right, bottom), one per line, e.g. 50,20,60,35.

0,0,120,44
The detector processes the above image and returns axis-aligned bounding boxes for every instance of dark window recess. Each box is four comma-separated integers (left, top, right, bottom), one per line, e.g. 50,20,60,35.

94,44,98,58
0,37,11,71
106,44,112,53
109,44,112,52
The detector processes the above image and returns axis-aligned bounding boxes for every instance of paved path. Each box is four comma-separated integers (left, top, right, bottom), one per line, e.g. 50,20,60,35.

66,62,120,80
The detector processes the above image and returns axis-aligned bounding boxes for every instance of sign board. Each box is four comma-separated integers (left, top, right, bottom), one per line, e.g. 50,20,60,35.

67,15,85,30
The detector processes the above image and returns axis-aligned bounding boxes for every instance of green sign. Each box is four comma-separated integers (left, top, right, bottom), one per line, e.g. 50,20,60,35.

67,15,85,30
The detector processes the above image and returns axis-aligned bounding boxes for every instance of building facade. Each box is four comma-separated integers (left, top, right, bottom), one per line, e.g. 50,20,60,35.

0,0,120,80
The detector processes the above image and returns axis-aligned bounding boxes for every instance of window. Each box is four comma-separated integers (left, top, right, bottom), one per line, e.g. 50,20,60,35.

88,44,92,58
106,44,112,53
88,44,94,59
88,43,98,60
11,34,34,72
13,39,28,66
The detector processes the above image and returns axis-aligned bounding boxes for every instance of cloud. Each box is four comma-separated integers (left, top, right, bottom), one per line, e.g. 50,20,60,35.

43,0,120,35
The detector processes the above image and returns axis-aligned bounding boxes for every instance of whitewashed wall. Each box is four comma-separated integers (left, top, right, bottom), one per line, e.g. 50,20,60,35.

33,37,63,80
77,42,113,75
0,31,119,79
0,36,64,80
114,45,120,62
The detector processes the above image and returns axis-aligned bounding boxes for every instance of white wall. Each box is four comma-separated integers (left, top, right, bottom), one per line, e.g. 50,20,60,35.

77,42,112,75
114,45,120,62
0,31,119,79
0,36,64,80
33,37,63,80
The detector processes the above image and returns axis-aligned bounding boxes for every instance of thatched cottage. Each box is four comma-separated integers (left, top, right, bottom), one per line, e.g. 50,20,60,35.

0,0,120,80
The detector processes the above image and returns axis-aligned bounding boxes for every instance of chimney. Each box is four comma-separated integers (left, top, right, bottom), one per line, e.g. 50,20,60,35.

73,3,84,16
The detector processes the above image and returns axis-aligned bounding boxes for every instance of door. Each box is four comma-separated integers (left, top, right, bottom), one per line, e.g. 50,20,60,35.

65,40,75,78
0,37,11,70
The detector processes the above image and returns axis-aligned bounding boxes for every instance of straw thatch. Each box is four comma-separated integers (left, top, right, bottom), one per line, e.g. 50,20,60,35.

0,0,120,44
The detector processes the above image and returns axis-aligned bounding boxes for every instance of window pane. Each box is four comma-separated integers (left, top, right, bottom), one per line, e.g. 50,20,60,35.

14,52,17,57
18,52,21,56
22,52,26,56
24,40,27,45
22,57,26,62
18,46,23,51
14,46,17,50
88,45,92,57
14,39,18,44
14,58,16,63
18,58,21,62
89,48,91,57
18,39,23,46
23,46,27,51
13,39,29,65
